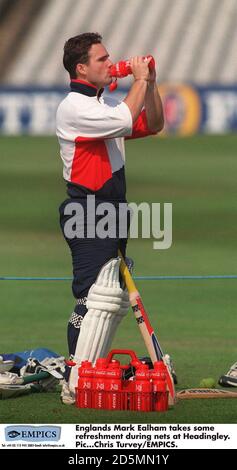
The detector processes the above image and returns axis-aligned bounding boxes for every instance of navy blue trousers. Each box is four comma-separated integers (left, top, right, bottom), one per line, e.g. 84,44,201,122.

59,198,129,361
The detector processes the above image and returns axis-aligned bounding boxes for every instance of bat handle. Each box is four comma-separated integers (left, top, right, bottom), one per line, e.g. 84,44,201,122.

118,250,137,294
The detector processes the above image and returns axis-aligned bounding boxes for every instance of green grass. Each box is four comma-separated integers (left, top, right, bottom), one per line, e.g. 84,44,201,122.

1,135,237,423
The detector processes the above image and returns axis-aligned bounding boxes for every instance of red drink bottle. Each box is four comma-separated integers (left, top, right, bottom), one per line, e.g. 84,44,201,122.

93,358,108,410
77,360,94,408
151,361,169,412
105,360,122,410
134,363,152,412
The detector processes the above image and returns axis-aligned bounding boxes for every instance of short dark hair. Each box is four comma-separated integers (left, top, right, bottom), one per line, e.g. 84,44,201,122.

63,32,102,78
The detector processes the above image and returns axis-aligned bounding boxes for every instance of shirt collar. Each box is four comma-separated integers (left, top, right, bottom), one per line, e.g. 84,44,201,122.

70,79,104,98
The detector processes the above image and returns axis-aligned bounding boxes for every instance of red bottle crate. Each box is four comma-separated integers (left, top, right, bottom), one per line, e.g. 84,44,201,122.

75,349,169,412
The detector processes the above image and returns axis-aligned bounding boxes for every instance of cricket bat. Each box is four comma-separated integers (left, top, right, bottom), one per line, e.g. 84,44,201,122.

118,251,175,405
177,388,237,399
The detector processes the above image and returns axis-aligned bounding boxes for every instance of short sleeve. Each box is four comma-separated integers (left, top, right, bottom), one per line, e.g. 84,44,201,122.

125,109,157,140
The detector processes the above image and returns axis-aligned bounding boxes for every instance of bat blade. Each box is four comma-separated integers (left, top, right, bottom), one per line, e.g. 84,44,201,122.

119,251,175,405
136,295,164,360
135,294,175,405
177,388,237,399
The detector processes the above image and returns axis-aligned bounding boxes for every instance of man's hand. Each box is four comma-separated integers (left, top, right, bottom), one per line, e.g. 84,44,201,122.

124,56,157,123
130,56,150,82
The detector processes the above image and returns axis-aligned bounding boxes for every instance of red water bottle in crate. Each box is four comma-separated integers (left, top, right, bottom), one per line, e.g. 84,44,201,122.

122,358,142,411
106,349,143,411
105,360,122,410
150,361,169,412
93,358,108,409
134,363,152,412
77,360,94,408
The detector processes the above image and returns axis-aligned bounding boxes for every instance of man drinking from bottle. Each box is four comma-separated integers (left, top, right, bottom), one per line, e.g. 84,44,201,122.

56,32,164,404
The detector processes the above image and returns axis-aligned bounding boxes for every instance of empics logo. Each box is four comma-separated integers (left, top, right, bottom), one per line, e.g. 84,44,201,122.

5,426,61,442
7,430,21,439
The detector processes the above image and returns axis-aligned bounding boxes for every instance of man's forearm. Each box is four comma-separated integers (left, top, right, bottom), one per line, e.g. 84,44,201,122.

145,82,164,132
124,79,148,123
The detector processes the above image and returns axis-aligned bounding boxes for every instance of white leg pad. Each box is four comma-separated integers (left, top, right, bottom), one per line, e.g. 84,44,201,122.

69,257,123,394
99,288,130,358
100,256,134,357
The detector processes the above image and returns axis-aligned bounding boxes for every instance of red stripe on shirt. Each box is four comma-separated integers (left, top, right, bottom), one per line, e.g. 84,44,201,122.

126,109,157,139
70,138,112,190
